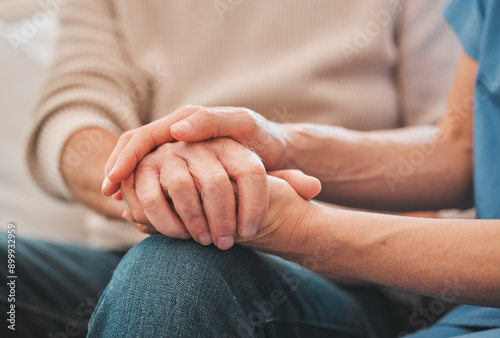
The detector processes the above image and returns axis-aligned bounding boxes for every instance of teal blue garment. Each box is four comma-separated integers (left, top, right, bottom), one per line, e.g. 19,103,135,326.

406,0,500,336
445,0,500,219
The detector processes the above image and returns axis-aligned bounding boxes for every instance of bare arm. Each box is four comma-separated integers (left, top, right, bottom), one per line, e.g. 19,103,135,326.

237,178,499,308
289,205,500,307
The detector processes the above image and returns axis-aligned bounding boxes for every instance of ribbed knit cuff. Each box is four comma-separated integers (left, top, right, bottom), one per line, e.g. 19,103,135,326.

36,109,122,200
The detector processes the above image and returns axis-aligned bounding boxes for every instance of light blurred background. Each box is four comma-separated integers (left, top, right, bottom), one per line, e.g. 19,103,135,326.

0,0,86,242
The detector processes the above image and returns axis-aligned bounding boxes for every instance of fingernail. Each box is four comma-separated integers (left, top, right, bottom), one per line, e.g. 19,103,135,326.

198,232,212,246
102,177,111,192
217,236,234,250
109,165,117,178
240,226,258,239
121,210,128,219
171,121,192,135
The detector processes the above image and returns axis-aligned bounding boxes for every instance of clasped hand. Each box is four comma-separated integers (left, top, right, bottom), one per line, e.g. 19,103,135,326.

102,105,321,250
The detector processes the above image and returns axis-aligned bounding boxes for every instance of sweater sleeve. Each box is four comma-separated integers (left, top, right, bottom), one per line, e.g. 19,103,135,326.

394,0,461,126
26,0,149,201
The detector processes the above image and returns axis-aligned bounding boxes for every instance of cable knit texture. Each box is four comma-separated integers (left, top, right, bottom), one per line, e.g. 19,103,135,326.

26,0,460,249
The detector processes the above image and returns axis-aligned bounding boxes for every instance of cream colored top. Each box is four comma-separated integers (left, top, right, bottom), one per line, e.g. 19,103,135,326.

26,0,460,249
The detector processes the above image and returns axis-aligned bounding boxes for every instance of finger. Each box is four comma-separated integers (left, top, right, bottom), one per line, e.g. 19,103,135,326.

120,172,151,225
268,170,321,200
159,157,211,245
134,163,190,240
122,210,158,234
215,144,268,239
184,149,237,250
133,223,158,235
113,190,123,201
102,180,121,197
170,107,255,142
102,129,135,195
109,105,203,184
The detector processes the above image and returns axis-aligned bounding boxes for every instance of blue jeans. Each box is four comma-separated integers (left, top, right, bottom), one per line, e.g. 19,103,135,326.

88,234,386,337
2,233,499,337
0,233,123,337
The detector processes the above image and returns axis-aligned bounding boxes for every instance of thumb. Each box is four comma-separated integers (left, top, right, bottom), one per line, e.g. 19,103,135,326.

267,170,321,200
170,108,248,142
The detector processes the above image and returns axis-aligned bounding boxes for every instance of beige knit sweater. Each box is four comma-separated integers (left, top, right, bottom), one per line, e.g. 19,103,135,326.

27,0,460,249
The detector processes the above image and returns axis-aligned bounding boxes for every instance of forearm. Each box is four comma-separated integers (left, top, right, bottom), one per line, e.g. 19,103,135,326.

280,54,476,211
290,205,500,307
61,127,124,218
281,123,471,210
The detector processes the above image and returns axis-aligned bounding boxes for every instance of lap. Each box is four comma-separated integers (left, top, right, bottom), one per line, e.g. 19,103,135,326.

0,232,410,337
89,234,402,337
0,232,124,337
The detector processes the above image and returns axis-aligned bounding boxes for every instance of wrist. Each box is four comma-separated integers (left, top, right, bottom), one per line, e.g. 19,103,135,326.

275,123,300,170
239,197,319,261
298,206,356,278
61,127,124,218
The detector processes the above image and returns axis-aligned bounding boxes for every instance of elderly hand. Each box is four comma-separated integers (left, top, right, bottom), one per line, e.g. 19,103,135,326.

124,166,322,252
102,105,289,196
119,137,268,250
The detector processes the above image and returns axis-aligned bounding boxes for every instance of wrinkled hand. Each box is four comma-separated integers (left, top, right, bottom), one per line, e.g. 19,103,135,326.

125,167,322,252
102,105,288,196
119,137,268,250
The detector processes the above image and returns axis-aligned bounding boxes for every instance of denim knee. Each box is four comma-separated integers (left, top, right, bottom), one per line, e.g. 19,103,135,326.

88,234,265,337
88,234,377,338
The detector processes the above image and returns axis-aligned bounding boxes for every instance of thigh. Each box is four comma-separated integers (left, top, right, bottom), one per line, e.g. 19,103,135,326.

0,232,124,337
89,234,388,337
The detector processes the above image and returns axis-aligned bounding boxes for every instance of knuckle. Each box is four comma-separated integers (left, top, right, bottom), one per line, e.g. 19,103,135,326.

180,104,199,111
240,108,258,128
211,217,236,236
201,108,225,125
130,209,148,225
135,130,154,147
198,108,215,123
134,162,150,175
136,155,156,171
203,172,230,196
168,174,194,192
245,202,269,219
139,193,162,211
243,161,266,176
121,130,135,141
177,204,202,222
180,211,206,234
